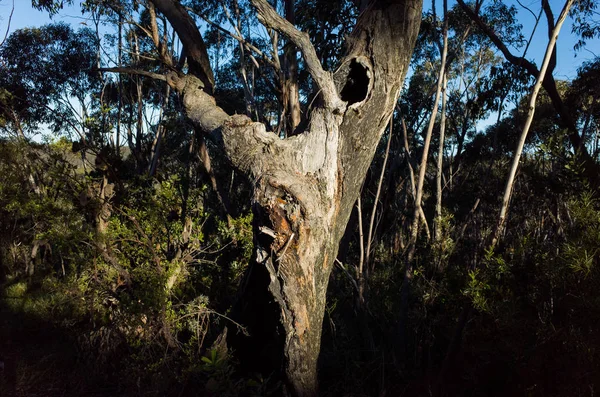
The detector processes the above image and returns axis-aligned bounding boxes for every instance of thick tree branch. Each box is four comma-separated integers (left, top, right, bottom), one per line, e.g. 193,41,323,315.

455,0,540,78
147,1,174,67
98,67,167,81
541,0,557,73
150,0,215,93
251,0,343,111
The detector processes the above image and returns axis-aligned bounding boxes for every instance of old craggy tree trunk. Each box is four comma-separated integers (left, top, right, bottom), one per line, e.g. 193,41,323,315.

150,0,422,395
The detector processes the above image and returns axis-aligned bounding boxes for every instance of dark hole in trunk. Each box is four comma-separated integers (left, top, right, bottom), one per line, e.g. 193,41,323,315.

340,59,370,105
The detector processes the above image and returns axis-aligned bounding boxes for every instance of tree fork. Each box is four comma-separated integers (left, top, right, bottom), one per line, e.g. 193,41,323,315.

148,0,422,394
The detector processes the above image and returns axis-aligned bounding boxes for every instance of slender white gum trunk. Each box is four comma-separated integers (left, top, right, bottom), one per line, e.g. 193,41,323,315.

366,116,393,273
434,71,448,243
407,0,449,261
492,0,574,248
399,0,449,353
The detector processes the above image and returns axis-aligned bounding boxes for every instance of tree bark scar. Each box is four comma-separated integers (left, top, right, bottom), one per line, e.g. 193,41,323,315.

270,200,292,251
322,251,330,274
226,114,252,128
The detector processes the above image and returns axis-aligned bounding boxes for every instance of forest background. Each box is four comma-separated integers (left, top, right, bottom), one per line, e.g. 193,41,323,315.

1,0,600,396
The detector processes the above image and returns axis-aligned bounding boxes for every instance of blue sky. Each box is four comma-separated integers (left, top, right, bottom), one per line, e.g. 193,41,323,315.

1,1,91,35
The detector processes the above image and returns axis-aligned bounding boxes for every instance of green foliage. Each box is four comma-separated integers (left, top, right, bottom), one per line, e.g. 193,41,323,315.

562,192,600,277
0,23,100,137
464,268,490,312
0,135,255,394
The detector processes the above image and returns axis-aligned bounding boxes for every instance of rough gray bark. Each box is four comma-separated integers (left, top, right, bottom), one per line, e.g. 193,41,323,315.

148,0,422,395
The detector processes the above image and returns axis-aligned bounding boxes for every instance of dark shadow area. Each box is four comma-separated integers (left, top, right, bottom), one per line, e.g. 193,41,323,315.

0,300,120,397
340,59,370,105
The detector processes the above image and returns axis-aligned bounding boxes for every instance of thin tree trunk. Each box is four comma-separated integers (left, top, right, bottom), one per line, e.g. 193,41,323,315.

116,14,123,158
400,115,430,238
227,0,256,118
148,83,170,176
284,0,301,132
399,0,448,352
457,0,600,188
366,115,393,274
196,130,233,221
353,195,376,353
437,3,574,392
491,0,574,248
357,196,366,304
434,71,448,243
433,69,449,274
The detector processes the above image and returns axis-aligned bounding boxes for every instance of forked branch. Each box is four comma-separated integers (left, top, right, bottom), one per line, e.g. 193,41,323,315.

251,0,343,110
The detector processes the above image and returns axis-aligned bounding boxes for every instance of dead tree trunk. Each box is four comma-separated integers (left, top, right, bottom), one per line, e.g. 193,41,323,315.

144,0,422,395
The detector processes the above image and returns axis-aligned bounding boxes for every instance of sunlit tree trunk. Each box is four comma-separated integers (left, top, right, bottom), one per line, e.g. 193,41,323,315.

437,2,574,391
283,0,301,132
434,71,447,244
457,0,600,188
118,0,424,394
491,0,574,248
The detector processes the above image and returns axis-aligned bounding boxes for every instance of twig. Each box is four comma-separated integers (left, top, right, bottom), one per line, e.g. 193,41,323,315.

98,67,168,81
335,258,360,293
187,7,277,70
276,232,295,262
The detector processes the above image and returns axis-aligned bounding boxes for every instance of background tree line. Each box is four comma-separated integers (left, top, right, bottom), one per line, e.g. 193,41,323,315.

0,0,599,395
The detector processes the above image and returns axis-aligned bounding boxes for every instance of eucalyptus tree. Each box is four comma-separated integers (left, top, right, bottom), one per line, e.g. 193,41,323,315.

457,0,600,188
0,23,100,139
566,58,600,158
32,0,422,394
